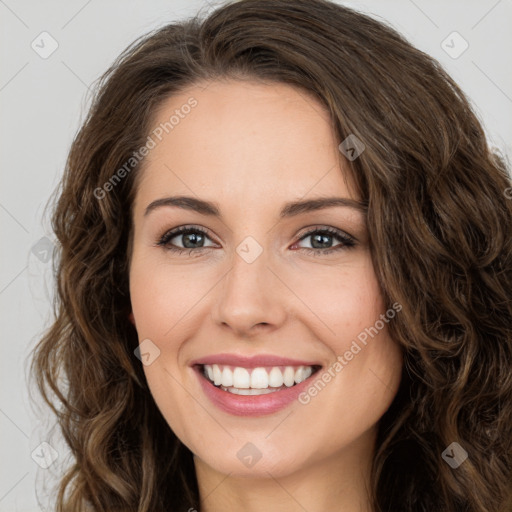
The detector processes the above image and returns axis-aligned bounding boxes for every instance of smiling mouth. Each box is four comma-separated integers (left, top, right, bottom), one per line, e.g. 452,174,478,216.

199,364,322,395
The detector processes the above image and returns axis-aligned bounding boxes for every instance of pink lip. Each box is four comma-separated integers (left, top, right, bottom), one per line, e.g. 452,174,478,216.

190,353,320,368
191,354,321,417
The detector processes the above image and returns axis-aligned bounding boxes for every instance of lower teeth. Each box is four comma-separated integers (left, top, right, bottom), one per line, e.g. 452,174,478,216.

219,385,289,395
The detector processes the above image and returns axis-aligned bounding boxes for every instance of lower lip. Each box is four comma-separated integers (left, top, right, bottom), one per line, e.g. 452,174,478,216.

194,366,317,416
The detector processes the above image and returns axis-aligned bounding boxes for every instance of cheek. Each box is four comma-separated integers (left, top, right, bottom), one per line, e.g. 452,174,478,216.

129,256,214,431
129,259,196,441
289,256,386,348
289,257,402,428
129,257,207,339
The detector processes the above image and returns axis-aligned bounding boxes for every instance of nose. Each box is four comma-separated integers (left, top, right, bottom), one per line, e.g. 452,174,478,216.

211,243,287,338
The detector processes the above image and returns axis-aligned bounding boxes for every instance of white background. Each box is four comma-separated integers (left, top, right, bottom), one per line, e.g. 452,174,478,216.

1,0,511,510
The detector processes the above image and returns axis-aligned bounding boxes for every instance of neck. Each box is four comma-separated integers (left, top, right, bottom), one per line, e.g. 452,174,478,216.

194,427,376,512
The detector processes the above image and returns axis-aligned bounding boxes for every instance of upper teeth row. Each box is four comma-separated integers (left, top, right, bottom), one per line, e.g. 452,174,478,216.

204,364,313,389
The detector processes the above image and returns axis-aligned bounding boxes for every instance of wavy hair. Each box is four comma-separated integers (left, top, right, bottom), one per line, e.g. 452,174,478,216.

31,0,512,510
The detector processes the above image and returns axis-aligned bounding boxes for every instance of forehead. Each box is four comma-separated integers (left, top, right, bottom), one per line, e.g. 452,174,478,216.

133,80,357,213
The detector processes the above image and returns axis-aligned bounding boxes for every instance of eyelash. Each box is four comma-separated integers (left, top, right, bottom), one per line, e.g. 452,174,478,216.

156,225,356,256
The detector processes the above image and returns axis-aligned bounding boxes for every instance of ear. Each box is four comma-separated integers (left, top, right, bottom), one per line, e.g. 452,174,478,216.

128,311,135,325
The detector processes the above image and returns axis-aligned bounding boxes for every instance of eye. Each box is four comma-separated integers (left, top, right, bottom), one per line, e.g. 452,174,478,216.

156,225,356,256
156,225,217,254
292,226,356,256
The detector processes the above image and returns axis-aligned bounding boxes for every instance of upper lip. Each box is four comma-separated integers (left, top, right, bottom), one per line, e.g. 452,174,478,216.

190,353,321,368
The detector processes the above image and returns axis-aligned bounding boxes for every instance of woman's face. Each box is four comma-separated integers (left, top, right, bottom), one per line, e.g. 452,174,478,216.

129,80,403,479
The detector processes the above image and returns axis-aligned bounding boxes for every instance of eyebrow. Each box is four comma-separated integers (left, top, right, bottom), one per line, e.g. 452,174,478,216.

144,195,367,218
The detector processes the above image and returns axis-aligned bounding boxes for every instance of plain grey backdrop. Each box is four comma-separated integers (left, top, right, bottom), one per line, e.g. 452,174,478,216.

1,0,511,510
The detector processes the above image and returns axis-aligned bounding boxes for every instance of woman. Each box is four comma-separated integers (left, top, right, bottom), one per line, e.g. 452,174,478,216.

32,0,512,511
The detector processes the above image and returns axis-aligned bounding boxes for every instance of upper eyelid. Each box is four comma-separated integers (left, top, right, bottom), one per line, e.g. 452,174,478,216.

298,226,352,237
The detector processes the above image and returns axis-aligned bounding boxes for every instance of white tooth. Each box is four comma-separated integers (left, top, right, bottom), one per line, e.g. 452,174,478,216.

221,367,233,387
206,365,214,381
250,367,269,389
212,364,222,386
237,388,255,395
283,366,295,387
269,367,284,387
233,367,250,388
224,385,284,395
303,366,313,379
237,387,276,395
294,366,305,384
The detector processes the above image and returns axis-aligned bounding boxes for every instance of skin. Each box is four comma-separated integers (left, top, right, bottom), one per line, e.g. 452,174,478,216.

129,79,403,512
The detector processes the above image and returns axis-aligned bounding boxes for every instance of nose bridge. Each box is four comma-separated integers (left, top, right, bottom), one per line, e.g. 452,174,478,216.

211,234,286,334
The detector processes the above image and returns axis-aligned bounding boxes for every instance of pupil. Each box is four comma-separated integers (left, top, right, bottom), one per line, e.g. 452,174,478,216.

312,233,332,249
184,232,203,248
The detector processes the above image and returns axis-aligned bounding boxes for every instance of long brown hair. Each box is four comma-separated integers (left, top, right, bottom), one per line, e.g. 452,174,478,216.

31,0,512,510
